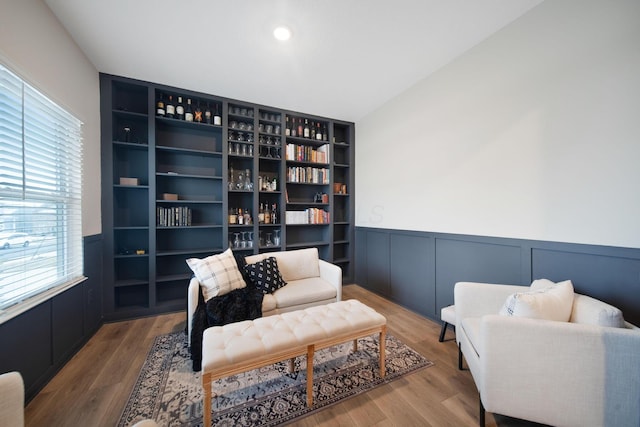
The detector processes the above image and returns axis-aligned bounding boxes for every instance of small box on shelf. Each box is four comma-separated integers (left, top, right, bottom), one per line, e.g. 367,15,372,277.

162,193,178,200
120,177,139,186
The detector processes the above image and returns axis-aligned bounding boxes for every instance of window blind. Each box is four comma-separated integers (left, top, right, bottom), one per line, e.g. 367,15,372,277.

0,64,84,316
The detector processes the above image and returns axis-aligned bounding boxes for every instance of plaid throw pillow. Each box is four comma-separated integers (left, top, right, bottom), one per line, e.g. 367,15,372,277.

244,256,287,294
186,248,246,301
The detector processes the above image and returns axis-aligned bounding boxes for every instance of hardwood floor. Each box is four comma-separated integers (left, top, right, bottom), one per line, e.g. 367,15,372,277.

24,284,539,427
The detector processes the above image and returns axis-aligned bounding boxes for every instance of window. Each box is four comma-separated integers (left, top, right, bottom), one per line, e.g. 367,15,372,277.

0,64,84,322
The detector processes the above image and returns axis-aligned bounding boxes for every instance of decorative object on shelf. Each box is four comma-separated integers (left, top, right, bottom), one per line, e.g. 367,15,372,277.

162,193,178,200
119,177,139,186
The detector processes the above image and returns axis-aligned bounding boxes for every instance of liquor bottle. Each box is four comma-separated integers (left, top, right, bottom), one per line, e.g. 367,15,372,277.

303,119,310,138
176,96,185,120
194,101,203,123
213,104,222,125
264,205,271,224
229,208,237,225
323,124,328,141
156,93,165,117
244,208,251,225
165,95,175,118
297,118,303,137
258,203,265,224
316,122,323,140
285,117,291,136
271,203,278,224
291,118,298,137
237,208,244,225
185,98,194,122
204,102,212,124
310,121,316,139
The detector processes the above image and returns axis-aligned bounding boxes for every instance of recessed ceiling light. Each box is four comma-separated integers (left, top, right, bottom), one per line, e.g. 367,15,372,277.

273,26,292,41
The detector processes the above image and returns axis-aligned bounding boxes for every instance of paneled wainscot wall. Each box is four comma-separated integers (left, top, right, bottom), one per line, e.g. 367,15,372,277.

355,227,640,326
0,235,103,402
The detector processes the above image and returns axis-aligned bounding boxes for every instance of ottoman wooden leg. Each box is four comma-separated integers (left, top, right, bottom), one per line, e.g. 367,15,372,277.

379,326,386,378
306,344,315,406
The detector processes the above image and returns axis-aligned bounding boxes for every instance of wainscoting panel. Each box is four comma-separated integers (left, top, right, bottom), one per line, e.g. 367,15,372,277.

52,284,85,365
364,231,391,296
389,232,434,318
355,227,640,326
0,302,51,396
435,237,524,316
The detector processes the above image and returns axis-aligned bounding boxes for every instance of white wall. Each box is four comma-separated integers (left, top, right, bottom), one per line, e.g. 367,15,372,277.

0,0,101,237
356,0,640,249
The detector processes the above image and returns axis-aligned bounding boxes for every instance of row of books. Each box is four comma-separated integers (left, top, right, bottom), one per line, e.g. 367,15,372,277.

157,206,193,227
285,208,330,224
285,143,329,164
286,166,330,184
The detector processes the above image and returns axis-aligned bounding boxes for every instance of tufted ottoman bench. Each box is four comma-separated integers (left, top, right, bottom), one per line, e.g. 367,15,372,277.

201,299,387,426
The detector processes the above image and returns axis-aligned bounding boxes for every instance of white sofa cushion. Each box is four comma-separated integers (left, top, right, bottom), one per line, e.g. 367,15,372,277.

570,293,625,327
271,277,337,307
245,248,320,282
499,280,574,322
186,249,246,301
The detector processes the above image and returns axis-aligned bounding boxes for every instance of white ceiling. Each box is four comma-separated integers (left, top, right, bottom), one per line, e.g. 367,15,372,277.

45,0,542,122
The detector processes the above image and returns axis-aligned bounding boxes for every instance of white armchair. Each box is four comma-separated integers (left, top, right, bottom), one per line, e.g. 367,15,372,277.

0,371,24,427
455,281,640,427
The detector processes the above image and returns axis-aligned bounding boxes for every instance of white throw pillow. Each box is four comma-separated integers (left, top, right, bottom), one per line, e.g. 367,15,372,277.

186,248,246,301
499,280,574,322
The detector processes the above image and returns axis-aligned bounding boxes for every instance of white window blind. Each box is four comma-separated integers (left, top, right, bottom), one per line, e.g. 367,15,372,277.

0,64,84,318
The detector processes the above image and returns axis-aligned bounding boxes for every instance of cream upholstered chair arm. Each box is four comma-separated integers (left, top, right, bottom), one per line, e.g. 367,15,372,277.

318,259,342,301
187,276,201,348
476,314,640,426
0,371,24,427
454,282,524,342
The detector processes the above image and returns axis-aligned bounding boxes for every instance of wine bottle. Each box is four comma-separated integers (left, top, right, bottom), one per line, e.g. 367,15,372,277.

213,104,222,125
271,203,278,224
285,117,291,136
204,102,212,124
259,203,265,224
194,101,203,123
303,119,310,138
156,93,165,117
310,121,316,139
297,118,303,137
264,205,271,224
165,95,175,118
185,98,194,122
323,124,328,141
176,96,185,120
291,118,297,137
316,122,322,140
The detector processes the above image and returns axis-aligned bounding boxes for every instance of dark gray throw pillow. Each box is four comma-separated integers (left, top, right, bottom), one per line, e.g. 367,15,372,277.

243,256,287,294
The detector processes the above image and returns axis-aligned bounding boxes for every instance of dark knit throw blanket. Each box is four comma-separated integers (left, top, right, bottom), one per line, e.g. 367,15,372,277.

190,254,264,371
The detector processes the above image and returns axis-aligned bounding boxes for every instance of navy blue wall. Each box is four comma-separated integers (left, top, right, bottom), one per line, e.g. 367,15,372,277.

0,234,103,402
355,227,640,326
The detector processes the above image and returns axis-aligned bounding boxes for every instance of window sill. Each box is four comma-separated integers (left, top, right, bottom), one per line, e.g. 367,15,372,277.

0,276,88,326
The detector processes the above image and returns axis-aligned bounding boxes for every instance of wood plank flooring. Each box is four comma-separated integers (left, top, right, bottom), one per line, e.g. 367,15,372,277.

24,284,540,427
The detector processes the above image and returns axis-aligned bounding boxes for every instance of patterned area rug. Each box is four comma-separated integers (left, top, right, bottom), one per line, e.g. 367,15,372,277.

119,331,433,427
